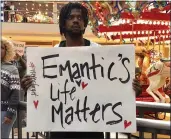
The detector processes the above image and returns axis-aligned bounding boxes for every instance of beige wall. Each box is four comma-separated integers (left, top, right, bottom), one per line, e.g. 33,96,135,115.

2,22,96,42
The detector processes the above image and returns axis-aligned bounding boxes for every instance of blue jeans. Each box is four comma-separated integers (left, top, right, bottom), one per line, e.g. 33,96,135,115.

1,111,17,139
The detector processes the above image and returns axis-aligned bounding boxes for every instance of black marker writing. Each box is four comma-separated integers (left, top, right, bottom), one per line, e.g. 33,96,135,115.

106,102,123,125
119,58,130,84
52,103,64,128
42,54,59,78
50,80,76,104
108,62,117,81
41,54,106,82
51,96,123,128
43,52,131,129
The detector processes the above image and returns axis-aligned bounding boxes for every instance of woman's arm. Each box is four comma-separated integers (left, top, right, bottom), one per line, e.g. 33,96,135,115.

6,67,20,119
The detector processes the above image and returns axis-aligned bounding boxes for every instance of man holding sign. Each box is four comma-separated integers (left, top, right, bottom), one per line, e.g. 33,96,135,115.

23,2,141,139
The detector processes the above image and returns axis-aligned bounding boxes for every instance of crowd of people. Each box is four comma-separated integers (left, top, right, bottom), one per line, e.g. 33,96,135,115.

1,2,142,139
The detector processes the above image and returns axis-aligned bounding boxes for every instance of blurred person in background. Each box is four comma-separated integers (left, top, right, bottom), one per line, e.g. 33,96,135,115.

1,37,20,139
22,14,28,23
9,2,15,22
3,2,11,22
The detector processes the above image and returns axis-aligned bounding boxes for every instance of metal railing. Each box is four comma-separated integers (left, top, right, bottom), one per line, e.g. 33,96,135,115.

136,101,171,139
11,101,171,139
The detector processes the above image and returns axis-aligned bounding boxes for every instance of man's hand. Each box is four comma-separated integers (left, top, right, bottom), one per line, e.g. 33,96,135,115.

132,78,142,97
3,117,12,124
21,75,33,92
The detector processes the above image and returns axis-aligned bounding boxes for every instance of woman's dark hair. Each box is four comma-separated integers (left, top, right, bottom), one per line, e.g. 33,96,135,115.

59,2,89,35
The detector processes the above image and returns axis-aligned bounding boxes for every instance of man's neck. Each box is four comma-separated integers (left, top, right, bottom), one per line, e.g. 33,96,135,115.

65,35,84,47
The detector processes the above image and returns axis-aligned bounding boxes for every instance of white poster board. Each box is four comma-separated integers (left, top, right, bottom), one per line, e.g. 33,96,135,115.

26,45,136,132
12,41,25,56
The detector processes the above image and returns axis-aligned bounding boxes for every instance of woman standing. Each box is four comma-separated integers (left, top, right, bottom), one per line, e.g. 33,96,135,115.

1,37,20,139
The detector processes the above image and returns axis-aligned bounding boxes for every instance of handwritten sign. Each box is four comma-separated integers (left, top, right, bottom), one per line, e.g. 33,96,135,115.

12,41,25,56
26,45,136,132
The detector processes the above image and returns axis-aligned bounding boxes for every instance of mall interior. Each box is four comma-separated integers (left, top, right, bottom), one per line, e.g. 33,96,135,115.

1,1,171,139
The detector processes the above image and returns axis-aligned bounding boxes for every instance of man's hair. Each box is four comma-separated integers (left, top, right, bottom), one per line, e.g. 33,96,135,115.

59,2,89,35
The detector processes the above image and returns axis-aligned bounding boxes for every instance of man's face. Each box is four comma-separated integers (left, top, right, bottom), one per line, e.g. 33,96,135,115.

65,9,85,37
